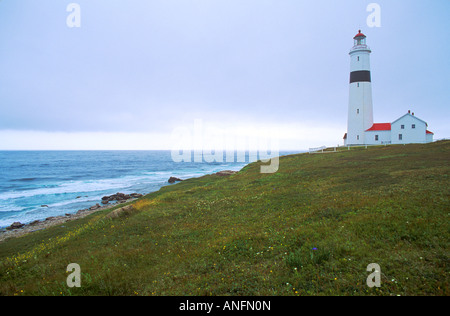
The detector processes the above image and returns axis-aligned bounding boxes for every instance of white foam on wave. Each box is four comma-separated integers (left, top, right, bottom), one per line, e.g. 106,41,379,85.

0,165,247,202
0,204,27,213
0,162,249,228
0,175,155,201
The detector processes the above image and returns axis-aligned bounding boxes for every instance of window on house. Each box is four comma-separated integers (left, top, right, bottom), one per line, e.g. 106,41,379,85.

412,124,416,129
375,135,379,141
357,135,359,140
399,134,403,140
357,83,360,87
357,109,359,114
357,56,360,61
401,125,405,129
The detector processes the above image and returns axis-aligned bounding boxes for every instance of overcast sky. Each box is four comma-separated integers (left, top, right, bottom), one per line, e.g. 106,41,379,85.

0,0,449,150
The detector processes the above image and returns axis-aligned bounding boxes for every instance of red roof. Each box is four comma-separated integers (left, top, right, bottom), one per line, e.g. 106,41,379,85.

426,130,434,135
366,123,391,131
354,30,366,39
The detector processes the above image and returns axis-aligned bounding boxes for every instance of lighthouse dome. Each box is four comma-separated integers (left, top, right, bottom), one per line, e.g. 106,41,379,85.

354,30,366,39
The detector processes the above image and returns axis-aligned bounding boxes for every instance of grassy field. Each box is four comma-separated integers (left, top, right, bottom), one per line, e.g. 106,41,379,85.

0,141,449,296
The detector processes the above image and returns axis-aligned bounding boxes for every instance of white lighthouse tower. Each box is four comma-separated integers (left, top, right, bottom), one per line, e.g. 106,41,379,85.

345,30,374,145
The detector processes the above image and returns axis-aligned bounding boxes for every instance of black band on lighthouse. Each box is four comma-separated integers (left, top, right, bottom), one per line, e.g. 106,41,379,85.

350,70,371,83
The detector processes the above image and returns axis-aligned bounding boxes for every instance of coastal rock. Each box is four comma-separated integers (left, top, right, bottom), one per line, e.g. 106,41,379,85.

47,216,65,223
215,170,237,176
101,192,138,203
90,204,101,210
168,177,183,184
6,222,25,230
0,202,124,243
76,209,87,215
41,205,49,208
105,205,137,219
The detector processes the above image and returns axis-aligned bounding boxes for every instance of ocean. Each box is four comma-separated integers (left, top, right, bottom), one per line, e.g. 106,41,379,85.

0,150,297,228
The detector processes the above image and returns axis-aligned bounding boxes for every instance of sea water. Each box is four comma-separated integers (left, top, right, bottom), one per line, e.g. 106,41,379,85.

0,150,297,228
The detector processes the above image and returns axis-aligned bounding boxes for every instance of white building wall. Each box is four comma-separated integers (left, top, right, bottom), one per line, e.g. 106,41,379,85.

364,130,391,145
347,81,374,145
391,114,428,144
350,51,371,72
347,48,374,145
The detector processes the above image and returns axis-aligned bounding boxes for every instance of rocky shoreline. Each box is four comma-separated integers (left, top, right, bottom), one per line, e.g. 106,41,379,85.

0,171,239,243
0,192,143,243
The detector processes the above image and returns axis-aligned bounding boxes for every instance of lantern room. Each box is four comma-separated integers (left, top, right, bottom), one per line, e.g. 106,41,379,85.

353,30,366,46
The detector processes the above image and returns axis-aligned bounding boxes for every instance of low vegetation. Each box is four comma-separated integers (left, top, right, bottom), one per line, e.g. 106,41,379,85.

0,141,448,296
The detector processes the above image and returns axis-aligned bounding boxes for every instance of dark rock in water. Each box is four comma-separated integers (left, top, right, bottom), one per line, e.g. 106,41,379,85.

76,196,82,199
45,217,56,221
101,192,140,203
6,222,25,230
168,177,183,183
41,205,49,208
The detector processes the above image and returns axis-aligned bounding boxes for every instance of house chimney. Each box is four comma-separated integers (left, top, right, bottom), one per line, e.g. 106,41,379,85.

408,110,411,114
412,112,415,116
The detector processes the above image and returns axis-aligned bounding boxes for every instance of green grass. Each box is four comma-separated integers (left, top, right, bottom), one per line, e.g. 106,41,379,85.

0,141,449,296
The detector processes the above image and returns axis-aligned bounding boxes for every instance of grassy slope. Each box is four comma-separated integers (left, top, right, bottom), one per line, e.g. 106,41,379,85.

0,141,449,296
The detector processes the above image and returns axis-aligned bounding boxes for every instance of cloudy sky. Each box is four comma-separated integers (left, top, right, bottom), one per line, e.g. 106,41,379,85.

0,0,449,150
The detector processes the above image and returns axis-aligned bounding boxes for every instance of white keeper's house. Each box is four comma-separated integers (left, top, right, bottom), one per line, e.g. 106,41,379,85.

343,30,434,146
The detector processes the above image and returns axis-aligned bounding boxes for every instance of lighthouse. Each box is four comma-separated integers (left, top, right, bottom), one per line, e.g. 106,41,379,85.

345,30,374,145
342,31,434,146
